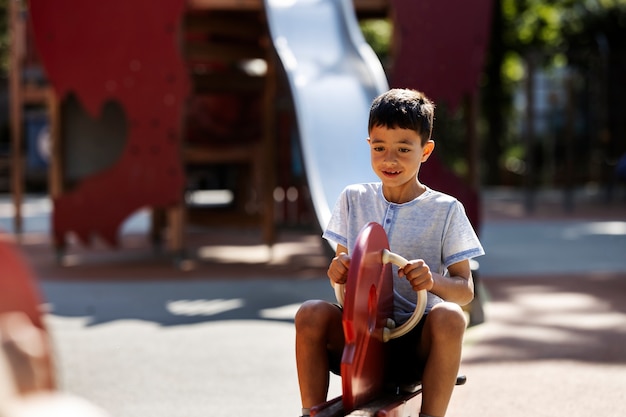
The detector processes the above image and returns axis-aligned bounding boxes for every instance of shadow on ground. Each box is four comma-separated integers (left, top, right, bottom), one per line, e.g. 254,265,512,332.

40,277,334,327
464,272,626,365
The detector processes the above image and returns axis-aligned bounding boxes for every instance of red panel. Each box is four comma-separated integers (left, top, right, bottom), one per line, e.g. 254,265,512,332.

28,1,190,246
341,222,394,412
390,0,492,112
420,154,482,232
390,0,492,232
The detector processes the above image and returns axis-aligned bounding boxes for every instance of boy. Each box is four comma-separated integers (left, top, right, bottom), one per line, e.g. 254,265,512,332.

295,88,484,417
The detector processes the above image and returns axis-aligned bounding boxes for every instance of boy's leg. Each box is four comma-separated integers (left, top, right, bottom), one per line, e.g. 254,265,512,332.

418,302,467,417
295,300,344,410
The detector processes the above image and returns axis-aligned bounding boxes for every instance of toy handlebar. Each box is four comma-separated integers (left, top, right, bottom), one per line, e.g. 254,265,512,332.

334,248,427,342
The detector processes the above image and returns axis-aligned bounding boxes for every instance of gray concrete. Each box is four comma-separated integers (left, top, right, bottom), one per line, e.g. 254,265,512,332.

41,278,342,417
479,218,626,276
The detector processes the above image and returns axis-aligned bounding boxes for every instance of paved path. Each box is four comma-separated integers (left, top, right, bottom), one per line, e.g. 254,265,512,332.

448,272,626,417
2,188,626,416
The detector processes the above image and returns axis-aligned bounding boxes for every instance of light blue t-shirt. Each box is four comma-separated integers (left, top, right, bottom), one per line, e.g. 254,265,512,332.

323,183,485,324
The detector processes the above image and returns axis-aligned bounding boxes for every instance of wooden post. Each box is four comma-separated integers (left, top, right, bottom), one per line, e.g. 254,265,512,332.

47,89,62,199
8,0,25,235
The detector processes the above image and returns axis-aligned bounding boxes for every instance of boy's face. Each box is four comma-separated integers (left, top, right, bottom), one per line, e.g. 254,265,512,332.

367,125,434,194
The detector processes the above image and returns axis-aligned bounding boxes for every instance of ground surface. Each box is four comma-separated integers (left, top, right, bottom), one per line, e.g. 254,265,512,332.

2,187,625,417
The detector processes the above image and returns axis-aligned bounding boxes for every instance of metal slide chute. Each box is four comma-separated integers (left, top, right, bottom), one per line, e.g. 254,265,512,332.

264,0,388,240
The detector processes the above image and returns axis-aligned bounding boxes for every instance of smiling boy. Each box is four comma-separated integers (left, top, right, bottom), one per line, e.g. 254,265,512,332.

295,88,484,417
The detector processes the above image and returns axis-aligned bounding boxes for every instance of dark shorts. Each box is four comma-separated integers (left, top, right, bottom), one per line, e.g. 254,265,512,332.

329,305,427,384
386,317,427,383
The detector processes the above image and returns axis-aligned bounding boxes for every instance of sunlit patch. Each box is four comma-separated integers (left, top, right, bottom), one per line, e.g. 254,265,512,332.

166,299,244,316
197,245,271,264
0,197,51,218
477,290,626,347
240,58,267,76
563,221,626,239
259,303,302,320
537,311,626,331
197,239,327,269
517,292,602,310
185,190,234,206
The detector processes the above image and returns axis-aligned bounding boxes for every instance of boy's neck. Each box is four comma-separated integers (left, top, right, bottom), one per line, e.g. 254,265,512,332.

382,181,427,204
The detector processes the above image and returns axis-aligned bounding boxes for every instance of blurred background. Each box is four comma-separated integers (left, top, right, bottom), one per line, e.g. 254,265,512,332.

0,1,625,416
0,0,624,255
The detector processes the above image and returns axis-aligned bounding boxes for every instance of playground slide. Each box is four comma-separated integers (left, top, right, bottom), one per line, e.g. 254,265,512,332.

264,0,389,242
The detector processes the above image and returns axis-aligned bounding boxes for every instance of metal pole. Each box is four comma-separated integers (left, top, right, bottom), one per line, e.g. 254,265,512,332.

524,52,536,214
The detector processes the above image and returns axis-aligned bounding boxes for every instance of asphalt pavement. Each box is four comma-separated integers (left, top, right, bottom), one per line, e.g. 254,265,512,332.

2,187,626,417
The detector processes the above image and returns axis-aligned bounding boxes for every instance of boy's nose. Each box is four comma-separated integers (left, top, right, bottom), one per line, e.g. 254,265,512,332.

383,151,397,163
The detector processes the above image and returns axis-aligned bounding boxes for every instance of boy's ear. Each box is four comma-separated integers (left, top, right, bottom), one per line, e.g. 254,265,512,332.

421,140,435,162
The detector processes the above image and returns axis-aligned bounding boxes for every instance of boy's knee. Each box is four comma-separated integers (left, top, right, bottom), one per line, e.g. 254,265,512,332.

295,300,339,332
427,303,467,337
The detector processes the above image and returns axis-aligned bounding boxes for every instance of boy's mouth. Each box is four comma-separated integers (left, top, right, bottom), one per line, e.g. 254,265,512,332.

382,170,401,177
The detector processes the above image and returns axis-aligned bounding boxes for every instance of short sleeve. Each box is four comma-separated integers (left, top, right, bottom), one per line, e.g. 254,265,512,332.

442,200,485,267
322,188,349,249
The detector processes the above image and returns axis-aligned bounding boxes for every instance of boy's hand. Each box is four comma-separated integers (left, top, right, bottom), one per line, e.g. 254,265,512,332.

328,252,350,285
399,260,434,292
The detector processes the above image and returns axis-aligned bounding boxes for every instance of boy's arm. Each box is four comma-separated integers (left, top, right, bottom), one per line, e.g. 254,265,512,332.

400,259,474,306
431,259,474,306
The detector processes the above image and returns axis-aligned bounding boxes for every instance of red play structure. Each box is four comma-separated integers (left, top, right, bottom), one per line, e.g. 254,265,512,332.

391,0,493,233
10,0,491,258
27,0,190,248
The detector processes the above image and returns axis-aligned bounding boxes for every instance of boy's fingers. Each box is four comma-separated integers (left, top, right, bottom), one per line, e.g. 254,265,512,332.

328,253,350,284
399,259,424,276
400,260,433,291
337,252,351,267
329,269,347,285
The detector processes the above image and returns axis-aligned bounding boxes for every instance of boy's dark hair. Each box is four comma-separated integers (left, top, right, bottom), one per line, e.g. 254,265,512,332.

368,88,435,145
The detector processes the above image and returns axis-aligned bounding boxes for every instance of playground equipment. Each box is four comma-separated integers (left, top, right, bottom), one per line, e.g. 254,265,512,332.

12,0,491,265
312,222,465,417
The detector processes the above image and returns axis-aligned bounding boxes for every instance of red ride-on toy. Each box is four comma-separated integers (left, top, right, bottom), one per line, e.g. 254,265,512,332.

311,222,466,417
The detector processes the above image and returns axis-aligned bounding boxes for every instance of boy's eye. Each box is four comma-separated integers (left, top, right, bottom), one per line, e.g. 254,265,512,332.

399,148,410,153
373,146,384,152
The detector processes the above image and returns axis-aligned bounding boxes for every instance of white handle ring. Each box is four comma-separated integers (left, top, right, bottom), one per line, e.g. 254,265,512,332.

333,248,427,342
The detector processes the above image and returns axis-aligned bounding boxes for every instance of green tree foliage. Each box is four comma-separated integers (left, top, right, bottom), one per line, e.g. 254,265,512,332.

359,18,392,68
481,0,626,185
